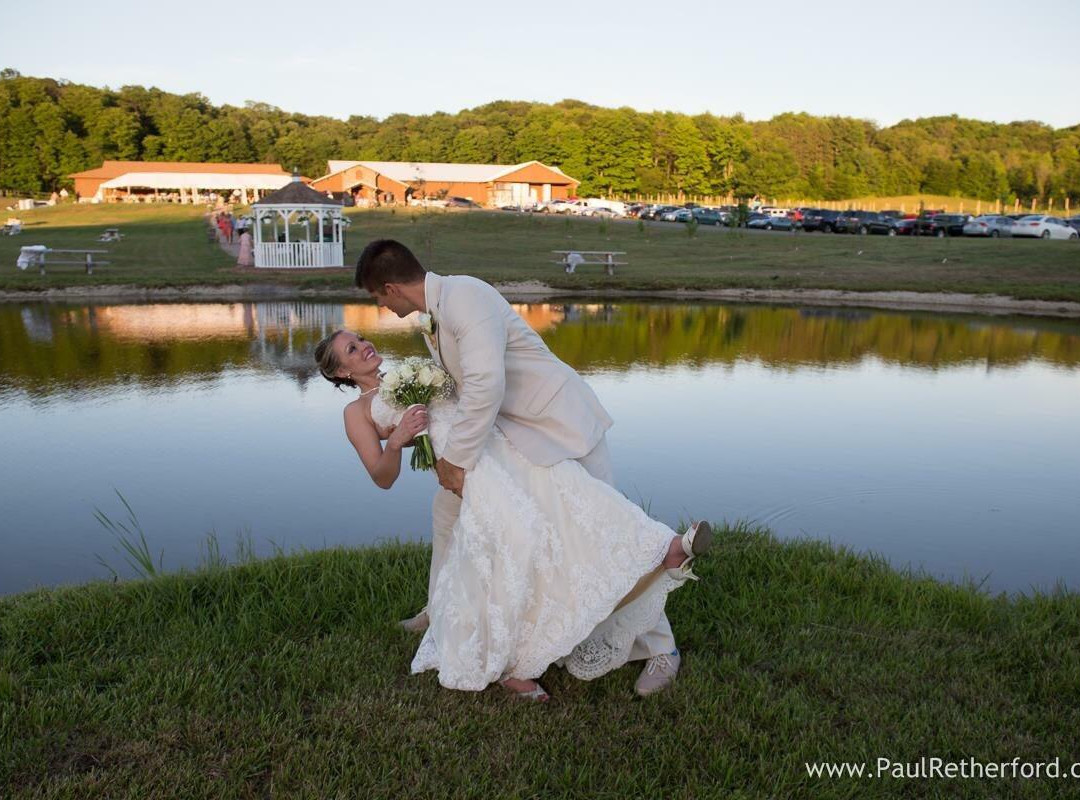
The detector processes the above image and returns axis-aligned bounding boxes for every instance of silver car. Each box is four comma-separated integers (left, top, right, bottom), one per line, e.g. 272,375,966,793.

962,215,1015,238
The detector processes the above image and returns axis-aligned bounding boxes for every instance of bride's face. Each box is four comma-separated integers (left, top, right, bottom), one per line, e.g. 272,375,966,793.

332,332,383,383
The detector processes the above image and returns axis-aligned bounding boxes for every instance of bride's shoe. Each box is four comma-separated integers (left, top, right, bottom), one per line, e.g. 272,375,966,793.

667,521,713,581
499,679,550,703
399,609,429,633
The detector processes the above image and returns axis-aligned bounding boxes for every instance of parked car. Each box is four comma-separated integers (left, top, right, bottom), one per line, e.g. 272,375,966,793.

1063,215,1080,234
667,208,694,223
962,215,1015,238
578,198,627,216
691,207,727,226
747,214,796,231
641,204,678,221
892,218,918,235
865,215,903,235
1011,215,1079,240
540,199,575,214
446,196,481,209
801,209,843,232
834,210,883,234
915,214,971,237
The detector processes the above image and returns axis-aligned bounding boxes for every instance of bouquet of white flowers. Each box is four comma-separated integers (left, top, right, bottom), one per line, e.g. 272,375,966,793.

378,357,455,471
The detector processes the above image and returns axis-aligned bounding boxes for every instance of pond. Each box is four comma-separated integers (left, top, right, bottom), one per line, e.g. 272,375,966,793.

2,299,1078,597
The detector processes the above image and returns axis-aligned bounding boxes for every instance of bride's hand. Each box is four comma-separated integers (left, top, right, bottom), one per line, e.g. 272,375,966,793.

386,404,428,451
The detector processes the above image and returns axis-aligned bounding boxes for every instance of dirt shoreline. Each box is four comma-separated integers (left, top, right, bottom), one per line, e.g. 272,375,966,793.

2,282,1079,318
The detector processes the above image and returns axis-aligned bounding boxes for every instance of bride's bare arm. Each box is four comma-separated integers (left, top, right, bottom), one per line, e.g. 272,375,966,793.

344,402,427,490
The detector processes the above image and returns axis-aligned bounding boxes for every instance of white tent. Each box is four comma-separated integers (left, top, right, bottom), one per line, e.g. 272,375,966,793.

98,170,295,202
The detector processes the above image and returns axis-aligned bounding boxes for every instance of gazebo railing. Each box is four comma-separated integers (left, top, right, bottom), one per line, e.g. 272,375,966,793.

255,242,343,269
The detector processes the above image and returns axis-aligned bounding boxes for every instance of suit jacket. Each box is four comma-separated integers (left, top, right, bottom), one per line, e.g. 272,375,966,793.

422,272,613,470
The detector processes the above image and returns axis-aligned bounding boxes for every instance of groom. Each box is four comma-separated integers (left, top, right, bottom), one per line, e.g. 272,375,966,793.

356,239,682,696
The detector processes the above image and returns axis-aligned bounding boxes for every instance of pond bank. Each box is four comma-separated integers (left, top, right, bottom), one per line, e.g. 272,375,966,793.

3,527,1078,797
3,281,1080,318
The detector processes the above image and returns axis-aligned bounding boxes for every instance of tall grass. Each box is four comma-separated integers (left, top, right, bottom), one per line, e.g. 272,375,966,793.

92,490,160,579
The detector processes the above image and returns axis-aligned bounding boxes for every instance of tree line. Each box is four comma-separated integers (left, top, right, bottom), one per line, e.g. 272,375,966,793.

2,69,1078,204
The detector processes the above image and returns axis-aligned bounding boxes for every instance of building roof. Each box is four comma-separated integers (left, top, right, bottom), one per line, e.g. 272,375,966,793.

327,160,361,175
70,161,293,179
320,160,578,185
100,172,294,191
254,178,342,207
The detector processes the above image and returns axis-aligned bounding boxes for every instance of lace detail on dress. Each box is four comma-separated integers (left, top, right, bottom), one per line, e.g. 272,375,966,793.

408,418,684,691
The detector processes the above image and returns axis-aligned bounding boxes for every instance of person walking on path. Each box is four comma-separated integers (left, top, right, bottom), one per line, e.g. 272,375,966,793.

236,228,254,267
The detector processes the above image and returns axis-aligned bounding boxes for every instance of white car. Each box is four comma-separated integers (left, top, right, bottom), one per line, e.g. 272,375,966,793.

1011,215,1079,240
540,199,575,214
581,198,627,217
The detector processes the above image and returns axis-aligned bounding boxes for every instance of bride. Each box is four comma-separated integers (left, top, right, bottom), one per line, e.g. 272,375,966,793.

315,330,711,701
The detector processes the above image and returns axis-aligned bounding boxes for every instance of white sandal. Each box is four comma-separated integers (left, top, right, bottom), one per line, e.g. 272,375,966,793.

667,520,713,581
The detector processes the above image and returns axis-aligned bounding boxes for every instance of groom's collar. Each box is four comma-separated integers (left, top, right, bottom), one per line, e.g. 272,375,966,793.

423,272,442,318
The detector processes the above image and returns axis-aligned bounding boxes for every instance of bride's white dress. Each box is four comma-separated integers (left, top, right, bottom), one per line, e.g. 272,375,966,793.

371,393,682,690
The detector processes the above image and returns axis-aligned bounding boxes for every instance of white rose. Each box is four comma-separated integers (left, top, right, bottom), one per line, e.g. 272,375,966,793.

383,370,402,390
430,370,447,387
418,366,436,386
417,313,434,335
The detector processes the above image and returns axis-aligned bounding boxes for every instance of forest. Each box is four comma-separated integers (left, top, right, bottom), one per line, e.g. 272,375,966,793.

2,69,1078,203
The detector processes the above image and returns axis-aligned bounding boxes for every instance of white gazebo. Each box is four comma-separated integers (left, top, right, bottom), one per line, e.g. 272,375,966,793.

252,177,346,268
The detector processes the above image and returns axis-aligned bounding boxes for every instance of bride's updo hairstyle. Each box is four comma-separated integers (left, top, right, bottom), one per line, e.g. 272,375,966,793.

314,330,357,390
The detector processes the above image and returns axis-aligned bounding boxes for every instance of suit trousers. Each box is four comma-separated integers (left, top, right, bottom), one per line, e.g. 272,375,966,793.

428,433,676,662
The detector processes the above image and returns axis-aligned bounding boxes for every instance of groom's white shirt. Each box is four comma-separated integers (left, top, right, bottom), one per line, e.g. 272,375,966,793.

422,271,613,471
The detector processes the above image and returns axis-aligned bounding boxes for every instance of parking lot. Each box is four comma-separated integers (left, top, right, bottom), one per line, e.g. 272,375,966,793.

520,199,1080,242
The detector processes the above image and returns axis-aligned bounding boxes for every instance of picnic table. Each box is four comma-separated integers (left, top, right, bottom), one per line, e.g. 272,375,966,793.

552,250,627,276
17,246,110,275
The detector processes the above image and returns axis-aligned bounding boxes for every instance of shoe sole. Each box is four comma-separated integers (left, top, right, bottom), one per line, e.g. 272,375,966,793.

690,521,713,556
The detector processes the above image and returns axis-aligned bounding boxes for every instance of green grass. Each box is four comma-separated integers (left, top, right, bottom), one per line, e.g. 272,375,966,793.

0,204,234,289
3,205,1080,302
3,525,1079,798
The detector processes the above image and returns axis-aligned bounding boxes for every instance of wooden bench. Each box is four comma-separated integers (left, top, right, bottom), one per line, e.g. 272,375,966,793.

17,247,110,275
552,250,627,276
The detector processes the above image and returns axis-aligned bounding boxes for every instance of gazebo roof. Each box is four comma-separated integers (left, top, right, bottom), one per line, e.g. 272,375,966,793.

255,178,342,207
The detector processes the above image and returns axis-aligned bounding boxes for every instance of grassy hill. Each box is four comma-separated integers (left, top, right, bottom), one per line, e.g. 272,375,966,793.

2,525,1078,798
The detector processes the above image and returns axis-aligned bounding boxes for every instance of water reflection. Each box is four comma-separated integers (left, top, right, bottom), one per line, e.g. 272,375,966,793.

1,300,1079,597
2,301,1079,401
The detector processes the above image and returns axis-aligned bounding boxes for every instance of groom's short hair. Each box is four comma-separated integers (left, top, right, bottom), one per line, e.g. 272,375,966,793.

356,239,426,292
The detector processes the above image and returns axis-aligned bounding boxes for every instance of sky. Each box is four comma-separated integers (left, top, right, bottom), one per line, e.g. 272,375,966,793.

2,0,1078,128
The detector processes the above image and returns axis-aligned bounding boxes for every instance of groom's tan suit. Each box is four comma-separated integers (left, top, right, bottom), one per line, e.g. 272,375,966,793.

422,271,676,660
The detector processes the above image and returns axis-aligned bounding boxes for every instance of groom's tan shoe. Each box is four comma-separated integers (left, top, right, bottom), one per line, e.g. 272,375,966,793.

399,609,429,633
635,651,681,697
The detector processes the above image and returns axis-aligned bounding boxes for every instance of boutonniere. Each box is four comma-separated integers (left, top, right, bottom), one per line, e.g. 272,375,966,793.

418,312,437,336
